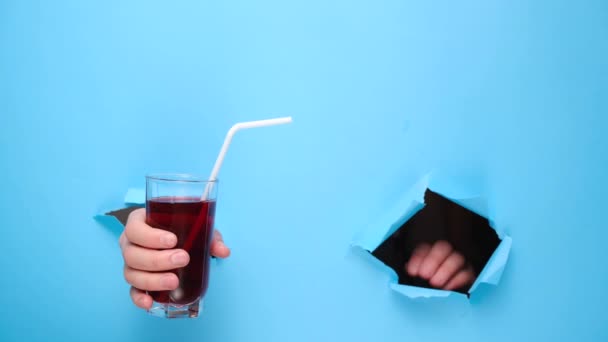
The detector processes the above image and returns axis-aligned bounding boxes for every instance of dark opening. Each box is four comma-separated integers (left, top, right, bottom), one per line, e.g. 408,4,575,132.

371,189,500,296
106,206,144,226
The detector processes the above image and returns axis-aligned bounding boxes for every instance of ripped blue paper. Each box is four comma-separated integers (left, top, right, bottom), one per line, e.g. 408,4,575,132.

469,235,512,293
94,188,146,234
94,211,126,237
351,172,512,299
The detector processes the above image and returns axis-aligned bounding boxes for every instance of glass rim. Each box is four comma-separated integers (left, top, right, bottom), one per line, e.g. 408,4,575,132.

146,173,218,184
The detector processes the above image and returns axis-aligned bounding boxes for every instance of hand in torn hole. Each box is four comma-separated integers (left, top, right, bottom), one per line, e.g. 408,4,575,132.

405,240,476,291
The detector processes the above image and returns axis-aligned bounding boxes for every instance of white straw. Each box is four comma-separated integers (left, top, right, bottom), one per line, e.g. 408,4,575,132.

201,116,293,199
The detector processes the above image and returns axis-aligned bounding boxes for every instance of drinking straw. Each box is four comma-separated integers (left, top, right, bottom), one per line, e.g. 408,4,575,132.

201,117,293,200
183,117,292,252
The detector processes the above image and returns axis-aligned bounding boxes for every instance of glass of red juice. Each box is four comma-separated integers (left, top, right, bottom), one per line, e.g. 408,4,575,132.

145,173,218,318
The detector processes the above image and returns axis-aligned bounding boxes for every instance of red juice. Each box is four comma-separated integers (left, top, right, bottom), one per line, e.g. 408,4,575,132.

145,196,216,305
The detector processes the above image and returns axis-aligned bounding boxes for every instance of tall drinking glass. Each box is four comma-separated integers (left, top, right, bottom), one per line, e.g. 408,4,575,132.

145,173,218,318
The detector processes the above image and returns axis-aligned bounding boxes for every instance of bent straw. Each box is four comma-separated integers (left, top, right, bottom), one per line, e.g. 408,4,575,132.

201,116,293,200
183,117,293,253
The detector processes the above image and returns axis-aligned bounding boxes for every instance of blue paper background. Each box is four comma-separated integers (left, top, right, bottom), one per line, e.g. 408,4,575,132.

1,0,607,341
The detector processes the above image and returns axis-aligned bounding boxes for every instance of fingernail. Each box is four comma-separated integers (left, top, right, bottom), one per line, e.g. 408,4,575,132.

161,234,177,248
170,251,189,266
161,275,176,289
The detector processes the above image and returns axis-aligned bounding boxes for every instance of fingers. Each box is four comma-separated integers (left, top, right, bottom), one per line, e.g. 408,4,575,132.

130,286,153,310
210,230,231,258
122,243,190,271
429,251,466,288
124,208,177,249
405,243,431,277
418,240,453,279
121,213,233,312
124,265,179,291
444,265,476,291
406,240,476,291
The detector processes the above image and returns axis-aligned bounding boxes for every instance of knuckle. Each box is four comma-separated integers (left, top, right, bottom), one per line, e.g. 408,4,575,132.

451,253,465,266
430,276,443,287
122,245,138,267
127,207,144,221
419,265,433,278
435,240,453,253
125,209,144,238
123,267,135,285
124,225,135,242
121,244,129,261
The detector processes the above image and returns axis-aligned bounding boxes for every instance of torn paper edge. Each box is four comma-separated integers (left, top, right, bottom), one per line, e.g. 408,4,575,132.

94,188,146,231
350,172,512,299
93,212,126,236
351,173,430,252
